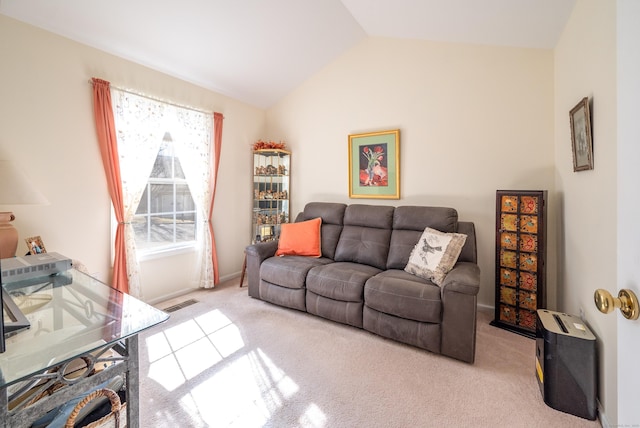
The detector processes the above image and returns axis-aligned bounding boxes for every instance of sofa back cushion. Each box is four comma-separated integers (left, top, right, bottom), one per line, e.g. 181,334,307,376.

387,206,459,270
334,204,394,269
297,202,347,260
457,221,477,264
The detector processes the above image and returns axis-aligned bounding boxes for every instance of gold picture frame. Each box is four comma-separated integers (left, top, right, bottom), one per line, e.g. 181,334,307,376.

569,97,594,172
348,129,400,199
25,235,47,255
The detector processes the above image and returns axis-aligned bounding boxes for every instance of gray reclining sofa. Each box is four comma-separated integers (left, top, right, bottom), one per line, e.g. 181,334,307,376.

245,202,480,363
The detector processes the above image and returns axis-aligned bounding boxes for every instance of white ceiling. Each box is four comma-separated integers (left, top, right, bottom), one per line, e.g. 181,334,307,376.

0,0,576,108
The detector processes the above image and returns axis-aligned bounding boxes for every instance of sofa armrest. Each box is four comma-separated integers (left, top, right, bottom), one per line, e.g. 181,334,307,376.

245,241,278,298
246,241,278,261
440,261,480,363
440,262,480,296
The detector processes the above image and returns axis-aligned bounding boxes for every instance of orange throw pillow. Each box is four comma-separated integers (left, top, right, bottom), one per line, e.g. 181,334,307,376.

275,217,322,257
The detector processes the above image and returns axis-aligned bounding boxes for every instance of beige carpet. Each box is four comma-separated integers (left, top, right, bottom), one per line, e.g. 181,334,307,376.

137,279,600,428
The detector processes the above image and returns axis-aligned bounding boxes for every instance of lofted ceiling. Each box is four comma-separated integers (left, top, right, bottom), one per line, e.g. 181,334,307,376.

0,0,576,108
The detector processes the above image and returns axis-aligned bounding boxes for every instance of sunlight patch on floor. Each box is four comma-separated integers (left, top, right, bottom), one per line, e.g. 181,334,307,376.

175,337,223,380
145,329,173,362
195,309,234,334
164,319,207,350
145,309,241,390
174,347,313,427
299,403,327,428
147,352,185,391
209,324,244,357
144,308,328,427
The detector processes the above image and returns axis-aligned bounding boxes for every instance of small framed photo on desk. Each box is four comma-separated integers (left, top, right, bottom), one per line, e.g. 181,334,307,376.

25,236,47,255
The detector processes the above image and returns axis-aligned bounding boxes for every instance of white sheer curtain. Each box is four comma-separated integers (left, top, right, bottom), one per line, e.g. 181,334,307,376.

111,88,215,295
111,89,167,298
171,108,214,288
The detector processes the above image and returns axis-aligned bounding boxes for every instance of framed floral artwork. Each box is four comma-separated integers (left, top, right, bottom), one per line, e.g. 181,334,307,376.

569,97,593,172
348,129,400,199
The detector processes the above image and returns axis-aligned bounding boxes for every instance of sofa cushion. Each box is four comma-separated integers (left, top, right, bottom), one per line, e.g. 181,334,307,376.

404,227,467,286
334,204,394,269
363,306,441,353
387,206,459,269
364,269,442,323
298,202,347,260
301,202,347,225
259,281,307,311
393,206,458,232
457,222,477,264
260,256,332,289
275,217,322,257
307,262,381,302
307,292,364,328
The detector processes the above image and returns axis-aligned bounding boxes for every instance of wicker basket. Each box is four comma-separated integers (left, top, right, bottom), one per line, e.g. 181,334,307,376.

64,388,127,428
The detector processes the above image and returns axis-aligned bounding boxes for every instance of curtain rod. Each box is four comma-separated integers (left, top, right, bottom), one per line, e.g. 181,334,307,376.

89,79,212,115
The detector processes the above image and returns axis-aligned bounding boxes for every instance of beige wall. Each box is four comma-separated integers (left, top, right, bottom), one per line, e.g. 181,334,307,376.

0,15,265,302
266,37,556,309
554,0,617,423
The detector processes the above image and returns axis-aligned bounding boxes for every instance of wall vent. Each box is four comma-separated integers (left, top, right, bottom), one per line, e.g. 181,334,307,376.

163,299,198,313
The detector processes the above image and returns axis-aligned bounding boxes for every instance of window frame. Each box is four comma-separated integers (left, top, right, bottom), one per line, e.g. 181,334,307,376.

133,138,198,256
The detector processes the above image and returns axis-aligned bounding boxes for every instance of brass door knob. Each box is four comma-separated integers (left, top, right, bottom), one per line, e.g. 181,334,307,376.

594,288,639,320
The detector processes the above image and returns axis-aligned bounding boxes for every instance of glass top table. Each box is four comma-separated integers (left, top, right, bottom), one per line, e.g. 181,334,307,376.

1,267,169,388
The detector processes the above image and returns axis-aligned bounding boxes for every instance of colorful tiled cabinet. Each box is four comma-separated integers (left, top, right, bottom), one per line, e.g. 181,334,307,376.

491,190,547,338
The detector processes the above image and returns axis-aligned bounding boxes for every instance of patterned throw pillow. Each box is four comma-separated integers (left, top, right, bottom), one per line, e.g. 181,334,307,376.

404,227,467,286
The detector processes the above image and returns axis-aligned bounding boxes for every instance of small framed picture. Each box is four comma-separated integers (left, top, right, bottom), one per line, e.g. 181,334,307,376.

569,97,594,172
348,129,400,199
25,236,47,255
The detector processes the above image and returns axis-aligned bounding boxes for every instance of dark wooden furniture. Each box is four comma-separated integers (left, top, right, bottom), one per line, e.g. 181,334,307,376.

491,190,547,338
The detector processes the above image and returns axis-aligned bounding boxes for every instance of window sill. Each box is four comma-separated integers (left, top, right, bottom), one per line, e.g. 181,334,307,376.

137,244,197,262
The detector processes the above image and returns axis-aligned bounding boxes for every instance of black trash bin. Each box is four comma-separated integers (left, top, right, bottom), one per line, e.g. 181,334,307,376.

535,309,597,420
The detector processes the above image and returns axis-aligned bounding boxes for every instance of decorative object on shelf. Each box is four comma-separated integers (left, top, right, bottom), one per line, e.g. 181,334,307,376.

491,190,547,338
252,139,287,151
569,97,594,172
348,129,400,199
0,160,49,259
25,235,47,255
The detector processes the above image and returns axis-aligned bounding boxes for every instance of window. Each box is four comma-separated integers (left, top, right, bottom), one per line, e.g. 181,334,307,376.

133,133,197,251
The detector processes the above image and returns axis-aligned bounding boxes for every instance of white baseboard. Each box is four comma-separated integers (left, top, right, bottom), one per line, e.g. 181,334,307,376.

477,303,494,312
597,399,609,427
146,271,243,306
219,271,242,284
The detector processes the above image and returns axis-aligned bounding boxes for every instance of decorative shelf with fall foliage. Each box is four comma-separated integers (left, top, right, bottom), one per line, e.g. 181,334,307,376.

251,147,290,244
